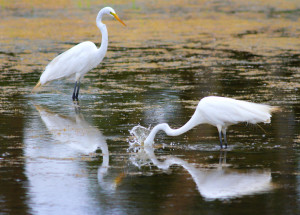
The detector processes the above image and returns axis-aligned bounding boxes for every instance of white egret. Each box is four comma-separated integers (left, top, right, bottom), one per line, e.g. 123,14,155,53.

32,7,126,100
144,96,279,149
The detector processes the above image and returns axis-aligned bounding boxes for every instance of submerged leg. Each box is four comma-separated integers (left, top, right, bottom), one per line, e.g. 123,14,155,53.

74,104,81,114
75,81,80,100
218,131,223,149
218,151,223,167
222,128,228,149
72,81,78,101
217,125,223,149
218,151,227,168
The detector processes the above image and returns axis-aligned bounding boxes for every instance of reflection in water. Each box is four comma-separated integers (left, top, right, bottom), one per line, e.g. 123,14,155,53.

135,146,272,200
34,105,106,155
24,105,112,213
129,126,273,200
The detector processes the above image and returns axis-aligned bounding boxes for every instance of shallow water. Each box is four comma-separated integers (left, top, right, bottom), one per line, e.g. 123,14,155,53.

1,1,300,214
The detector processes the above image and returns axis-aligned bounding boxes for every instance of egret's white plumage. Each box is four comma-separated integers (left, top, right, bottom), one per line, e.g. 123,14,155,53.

144,96,279,148
33,7,126,100
40,42,100,84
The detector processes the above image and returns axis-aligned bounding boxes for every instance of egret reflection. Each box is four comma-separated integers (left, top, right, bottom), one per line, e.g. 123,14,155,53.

34,105,123,191
129,126,273,200
34,105,106,155
134,146,272,200
24,105,118,213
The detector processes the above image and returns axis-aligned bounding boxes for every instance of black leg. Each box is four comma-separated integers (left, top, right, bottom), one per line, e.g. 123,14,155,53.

75,81,80,100
218,131,223,149
223,130,228,149
72,81,77,101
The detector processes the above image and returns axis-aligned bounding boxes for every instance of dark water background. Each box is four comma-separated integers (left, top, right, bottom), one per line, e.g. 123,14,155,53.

0,1,299,214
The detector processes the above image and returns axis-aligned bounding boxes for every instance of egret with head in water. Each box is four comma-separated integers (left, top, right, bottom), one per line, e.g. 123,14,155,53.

32,7,126,100
143,96,279,149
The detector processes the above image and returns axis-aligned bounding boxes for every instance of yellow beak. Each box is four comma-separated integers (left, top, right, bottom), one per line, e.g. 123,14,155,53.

111,12,126,26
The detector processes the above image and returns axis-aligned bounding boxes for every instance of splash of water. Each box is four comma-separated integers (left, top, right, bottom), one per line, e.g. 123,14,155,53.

128,125,151,148
128,125,152,168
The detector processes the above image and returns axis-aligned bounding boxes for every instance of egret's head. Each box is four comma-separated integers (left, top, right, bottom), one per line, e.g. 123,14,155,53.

97,7,126,27
144,123,170,146
102,7,126,26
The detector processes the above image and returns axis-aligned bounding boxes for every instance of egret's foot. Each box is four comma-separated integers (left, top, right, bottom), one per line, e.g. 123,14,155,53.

72,95,79,101
224,140,228,149
220,146,228,151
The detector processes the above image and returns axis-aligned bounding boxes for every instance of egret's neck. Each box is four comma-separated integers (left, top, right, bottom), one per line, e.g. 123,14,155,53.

144,124,167,146
144,112,202,146
98,24,108,51
96,12,108,59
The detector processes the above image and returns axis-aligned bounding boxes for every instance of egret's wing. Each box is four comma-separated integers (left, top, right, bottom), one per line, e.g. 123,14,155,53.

199,96,272,126
40,41,98,84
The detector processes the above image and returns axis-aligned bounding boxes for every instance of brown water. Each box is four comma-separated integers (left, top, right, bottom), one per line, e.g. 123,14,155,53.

0,0,300,214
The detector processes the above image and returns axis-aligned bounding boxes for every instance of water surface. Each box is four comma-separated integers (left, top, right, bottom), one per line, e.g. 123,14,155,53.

0,1,299,214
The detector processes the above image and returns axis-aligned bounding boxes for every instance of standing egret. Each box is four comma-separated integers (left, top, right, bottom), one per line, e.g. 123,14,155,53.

32,7,126,100
144,96,279,149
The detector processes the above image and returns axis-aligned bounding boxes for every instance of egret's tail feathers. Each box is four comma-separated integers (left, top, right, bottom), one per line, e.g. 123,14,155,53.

262,105,281,123
32,81,41,93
